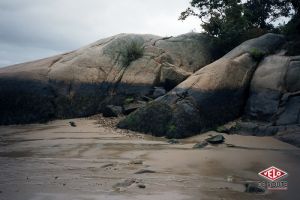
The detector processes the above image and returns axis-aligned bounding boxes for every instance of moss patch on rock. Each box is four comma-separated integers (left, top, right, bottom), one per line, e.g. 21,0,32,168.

117,101,173,136
249,48,266,61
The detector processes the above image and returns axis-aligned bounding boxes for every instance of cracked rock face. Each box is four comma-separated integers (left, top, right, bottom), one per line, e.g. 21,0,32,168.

245,55,300,125
118,34,287,138
0,33,213,124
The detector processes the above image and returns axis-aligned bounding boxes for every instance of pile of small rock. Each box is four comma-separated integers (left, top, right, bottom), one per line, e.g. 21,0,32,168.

88,114,122,129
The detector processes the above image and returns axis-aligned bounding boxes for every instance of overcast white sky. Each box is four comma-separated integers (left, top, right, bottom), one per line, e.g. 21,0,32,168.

0,0,202,67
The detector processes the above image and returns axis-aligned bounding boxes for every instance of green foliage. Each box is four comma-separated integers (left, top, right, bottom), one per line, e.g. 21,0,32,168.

124,96,134,104
119,41,144,67
180,0,299,56
280,14,300,37
124,114,136,125
249,48,266,61
167,124,177,134
216,125,227,133
286,40,300,56
278,13,300,55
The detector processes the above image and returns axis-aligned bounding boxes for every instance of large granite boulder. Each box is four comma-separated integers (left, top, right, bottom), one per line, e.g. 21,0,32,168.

224,53,300,148
118,34,286,138
0,33,213,124
245,56,300,125
0,55,62,124
160,62,192,90
245,55,289,121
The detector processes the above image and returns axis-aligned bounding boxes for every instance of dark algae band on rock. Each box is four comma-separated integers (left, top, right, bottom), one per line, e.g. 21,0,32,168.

0,32,299,146
0,33,213,125
117,102,173,137
118,34,288,138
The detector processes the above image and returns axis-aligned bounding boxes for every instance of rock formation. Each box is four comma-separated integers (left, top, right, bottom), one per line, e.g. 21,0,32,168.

245,55,300,126
0,32,299,146
243,55,300,145
118,34,287,138
0,33,213,124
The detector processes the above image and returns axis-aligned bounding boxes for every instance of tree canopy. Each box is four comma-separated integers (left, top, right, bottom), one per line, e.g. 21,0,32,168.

180,0,299,56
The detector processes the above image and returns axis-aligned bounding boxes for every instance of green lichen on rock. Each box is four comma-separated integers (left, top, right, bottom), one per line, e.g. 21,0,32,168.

166,123,177,135
249,48,266,61
124,96,135,104
117,101,173,136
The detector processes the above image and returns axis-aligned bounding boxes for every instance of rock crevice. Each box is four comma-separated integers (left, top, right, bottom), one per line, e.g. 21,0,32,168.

0,33,213,124
119,34,288,138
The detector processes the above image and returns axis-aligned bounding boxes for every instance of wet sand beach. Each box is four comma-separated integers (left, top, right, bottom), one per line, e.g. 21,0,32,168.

0,118,299,200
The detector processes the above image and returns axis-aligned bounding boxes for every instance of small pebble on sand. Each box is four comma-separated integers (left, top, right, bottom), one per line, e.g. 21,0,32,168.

138,184,146,189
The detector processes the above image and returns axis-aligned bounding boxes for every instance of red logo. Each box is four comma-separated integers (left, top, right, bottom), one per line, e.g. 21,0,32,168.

258,166,288,181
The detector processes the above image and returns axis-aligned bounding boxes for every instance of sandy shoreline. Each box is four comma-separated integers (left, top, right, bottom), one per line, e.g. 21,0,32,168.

0,118,299,200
